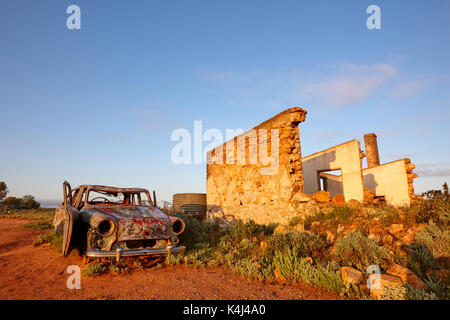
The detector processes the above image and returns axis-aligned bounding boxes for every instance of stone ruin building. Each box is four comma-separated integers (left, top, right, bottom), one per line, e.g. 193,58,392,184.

206,107,419,225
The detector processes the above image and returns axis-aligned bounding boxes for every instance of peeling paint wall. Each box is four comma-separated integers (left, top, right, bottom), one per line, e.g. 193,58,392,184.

363,159,417,206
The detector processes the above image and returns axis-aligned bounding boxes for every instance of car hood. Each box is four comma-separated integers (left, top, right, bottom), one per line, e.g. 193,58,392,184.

87,205,172,240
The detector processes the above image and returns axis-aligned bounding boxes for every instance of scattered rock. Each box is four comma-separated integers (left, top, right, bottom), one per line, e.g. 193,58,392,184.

302,257,313,265
274,225,288,234
340,267,363,286
274,268,286,284
388,224,404,235
259,240,268,250
382,234,394,246
313,190,331,203
369,226,384,235
310,221,320,229
368,273,403,300
253,261,265,269
325,230,335,243
363,189,375,205
368,233,381,243
292,192,313,203
399,228,415,243
347,199,361,208
341,223,359,237
293,222,304,233
387,263,427,290
393,241,403,249
331,194,345,205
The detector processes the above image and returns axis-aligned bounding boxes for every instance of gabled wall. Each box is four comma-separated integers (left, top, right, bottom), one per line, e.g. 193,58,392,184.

206,107,307,224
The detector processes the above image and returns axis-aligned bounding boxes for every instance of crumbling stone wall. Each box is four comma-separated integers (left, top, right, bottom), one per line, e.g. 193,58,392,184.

206,107,307,225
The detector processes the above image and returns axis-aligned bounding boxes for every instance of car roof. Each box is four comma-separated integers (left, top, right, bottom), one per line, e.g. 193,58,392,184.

79,185,149,193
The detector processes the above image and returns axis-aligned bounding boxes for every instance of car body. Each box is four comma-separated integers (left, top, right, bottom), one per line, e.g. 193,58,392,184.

53,181,185,261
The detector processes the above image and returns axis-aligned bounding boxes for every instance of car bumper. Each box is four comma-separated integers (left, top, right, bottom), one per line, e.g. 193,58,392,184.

85,245,185,262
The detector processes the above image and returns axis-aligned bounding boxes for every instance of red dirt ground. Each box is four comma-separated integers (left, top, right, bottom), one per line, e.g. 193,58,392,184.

0,219,339,300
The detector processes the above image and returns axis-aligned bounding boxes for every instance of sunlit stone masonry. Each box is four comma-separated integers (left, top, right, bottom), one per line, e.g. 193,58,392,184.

206,107,308,225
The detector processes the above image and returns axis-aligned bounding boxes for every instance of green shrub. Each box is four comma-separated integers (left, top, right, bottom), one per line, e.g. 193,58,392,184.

407,243,435,278
407,221,449,276
406,284,438,300
304,206,355,229
231,258,274,281
288,216,302,227
273,248,344,294
82,263,106,277
220,220,276,245
333,231,392,271
266,232,331,263
304,211,325,230
414,221,449,267
171,213,220,249
33,233,54,246
375,206,401,226
109,260,129,273
418,183,450,223
23,221,52,230
326,206,355,227
51,232,64,253
424,276,450,300
381,285,407,300
166,253,184,265
32,230,65,253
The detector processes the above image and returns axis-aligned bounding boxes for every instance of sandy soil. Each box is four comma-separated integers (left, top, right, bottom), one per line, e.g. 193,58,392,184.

0,218,338,300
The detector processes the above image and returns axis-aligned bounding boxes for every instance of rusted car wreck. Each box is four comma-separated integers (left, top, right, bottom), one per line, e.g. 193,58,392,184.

53,181,185,261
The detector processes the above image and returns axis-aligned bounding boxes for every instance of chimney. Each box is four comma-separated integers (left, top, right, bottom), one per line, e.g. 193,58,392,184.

364,133,380,168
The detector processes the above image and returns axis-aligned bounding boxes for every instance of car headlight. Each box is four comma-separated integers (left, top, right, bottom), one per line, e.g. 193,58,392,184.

170,217,185,236
97,219,115,236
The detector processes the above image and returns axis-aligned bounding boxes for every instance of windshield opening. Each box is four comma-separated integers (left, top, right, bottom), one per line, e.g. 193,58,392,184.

87,190,151,206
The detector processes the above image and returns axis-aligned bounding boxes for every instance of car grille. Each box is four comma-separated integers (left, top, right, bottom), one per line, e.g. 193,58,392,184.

126,239,157,249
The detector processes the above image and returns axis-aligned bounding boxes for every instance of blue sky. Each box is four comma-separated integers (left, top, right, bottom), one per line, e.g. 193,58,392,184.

0,0,449,205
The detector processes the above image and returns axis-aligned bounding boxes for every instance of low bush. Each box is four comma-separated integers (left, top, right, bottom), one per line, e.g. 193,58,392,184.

273,248,344,294
33,233,54,246
288,215,302,227
32,230,64,253
414,221,449,268
381,285,407,300
407,243,435,278
23,221,52,230
82,263,106,277
266,232,331,263
304,206,355,229
109,260,129,274
171,213,221,249
333,231,392,271
424,276,450,300
375,206,401,226
220,219,276,245
417,183,450,223
406,284,438,300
